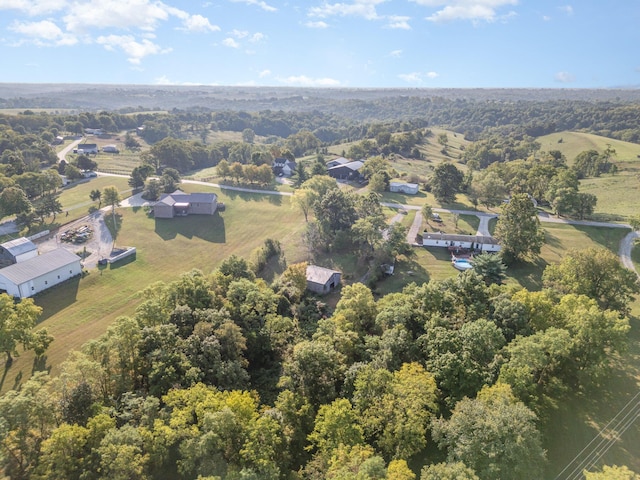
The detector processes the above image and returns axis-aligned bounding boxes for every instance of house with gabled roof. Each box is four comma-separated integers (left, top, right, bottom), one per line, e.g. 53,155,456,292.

273,157,297,177
153,190,218,218
306,265,341,294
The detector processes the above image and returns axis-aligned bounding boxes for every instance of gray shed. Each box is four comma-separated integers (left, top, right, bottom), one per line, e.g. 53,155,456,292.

306,265,341,294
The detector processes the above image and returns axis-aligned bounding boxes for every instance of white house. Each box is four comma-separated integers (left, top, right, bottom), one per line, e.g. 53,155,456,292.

422,232,501,252
390,182,419,194
0,237,38,265
272,158,297,177
0,249,82,298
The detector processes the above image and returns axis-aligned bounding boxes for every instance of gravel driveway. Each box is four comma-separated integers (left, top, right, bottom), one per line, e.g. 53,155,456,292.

34,210,114,269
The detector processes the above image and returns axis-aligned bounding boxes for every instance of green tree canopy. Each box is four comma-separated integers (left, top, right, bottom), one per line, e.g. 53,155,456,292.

542,247,640,313
494,193,544,264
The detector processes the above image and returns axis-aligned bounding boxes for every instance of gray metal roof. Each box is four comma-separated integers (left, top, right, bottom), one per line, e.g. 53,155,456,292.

328,160,364,172
0,249,80,285
306,265,341,285
157,190,217,206
1,237,37,257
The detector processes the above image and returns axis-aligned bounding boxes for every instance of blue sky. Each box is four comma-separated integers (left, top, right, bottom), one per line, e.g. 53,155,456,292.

0,0,638,88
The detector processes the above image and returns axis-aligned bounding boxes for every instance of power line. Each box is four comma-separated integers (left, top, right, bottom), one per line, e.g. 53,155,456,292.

555,390,640,480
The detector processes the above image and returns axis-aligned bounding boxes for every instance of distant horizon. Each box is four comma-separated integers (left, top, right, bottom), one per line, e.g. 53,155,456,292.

1,82,639,91
0,1,637,89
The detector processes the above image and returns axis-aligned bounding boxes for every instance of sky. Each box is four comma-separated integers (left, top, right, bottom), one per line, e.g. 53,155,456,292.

0,0,638,89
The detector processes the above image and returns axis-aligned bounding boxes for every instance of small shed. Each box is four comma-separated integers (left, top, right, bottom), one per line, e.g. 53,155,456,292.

0,237,38,265
306,265,341,295
0,248,82,298
390,182,419,194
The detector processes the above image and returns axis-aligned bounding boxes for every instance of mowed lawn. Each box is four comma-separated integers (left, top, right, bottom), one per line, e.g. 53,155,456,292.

0,185,306,394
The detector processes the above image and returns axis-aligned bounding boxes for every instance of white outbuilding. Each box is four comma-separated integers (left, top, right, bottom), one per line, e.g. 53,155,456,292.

0,249,82,298
389,182,419,195
0,237,38,264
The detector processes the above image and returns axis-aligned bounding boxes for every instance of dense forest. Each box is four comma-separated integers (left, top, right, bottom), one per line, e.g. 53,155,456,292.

1,247,636,479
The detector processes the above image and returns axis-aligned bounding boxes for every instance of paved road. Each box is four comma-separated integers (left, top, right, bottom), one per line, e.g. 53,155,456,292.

57,137,83,162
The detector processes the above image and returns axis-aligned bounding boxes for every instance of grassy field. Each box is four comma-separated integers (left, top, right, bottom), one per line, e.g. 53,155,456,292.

537,131,640,222
538,131,640,164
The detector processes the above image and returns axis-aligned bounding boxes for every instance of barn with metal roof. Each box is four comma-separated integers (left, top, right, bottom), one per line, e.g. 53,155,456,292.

0,249,82,298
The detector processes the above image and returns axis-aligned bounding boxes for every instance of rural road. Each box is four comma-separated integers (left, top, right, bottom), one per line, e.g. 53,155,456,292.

57,137,83,162
619,231,640,278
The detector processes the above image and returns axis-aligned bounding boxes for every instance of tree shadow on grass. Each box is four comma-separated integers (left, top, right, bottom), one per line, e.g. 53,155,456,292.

103,211,123,242
572,224,631,253
220,188,283,206
506,256,548,291
154,213,226,243
31,355,50,375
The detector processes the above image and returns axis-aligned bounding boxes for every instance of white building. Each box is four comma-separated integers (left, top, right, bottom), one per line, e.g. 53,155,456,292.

422,232,501,252
0,249,82,298
0,237,38,264
389,182,419,195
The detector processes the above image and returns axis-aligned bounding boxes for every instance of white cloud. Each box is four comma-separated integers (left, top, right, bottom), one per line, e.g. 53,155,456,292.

0,0,67,16
559,5,573,15
305,20,329,28
409,0,518,23
398,71,439,83
386,15,411,29
554,71,575,83
63,0,173,33
249,32,265,42
8,19,77,45
542,15,551,21
230,29,249,38
259,69,271,77
389,49,403,57
181,14,220,33
230,0,277,12
96,34,171,64
308,0,387,21
278,75,341,87
223,37,240,48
